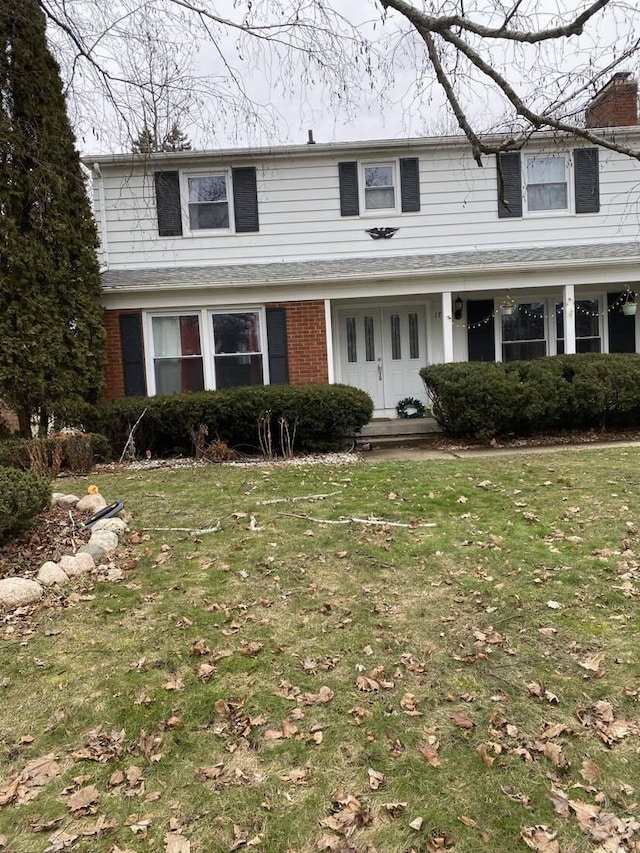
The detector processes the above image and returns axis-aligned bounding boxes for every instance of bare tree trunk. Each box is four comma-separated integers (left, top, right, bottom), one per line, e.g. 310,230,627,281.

17,408,32,439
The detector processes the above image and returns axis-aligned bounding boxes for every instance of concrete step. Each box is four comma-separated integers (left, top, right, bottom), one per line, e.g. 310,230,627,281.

360,417,440,438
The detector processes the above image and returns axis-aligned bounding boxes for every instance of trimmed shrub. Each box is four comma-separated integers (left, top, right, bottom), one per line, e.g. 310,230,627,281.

0,433,112,473
0,466,51,539
421,354,640,440
82,384,374,457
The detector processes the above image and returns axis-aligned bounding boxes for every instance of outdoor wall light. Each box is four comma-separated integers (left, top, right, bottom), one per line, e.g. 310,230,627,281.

454,295,464,320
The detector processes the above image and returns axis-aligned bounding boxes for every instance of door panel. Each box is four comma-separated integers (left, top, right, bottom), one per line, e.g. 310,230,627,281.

339,306,427,412
381,308,427,409
340,312,384,409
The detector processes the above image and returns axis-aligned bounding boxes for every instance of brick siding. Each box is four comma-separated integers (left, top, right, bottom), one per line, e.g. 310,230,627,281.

103,309,144,399
267,300,329,385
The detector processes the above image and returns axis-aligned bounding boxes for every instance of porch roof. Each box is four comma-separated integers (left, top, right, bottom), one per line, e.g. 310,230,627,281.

101,241,640,293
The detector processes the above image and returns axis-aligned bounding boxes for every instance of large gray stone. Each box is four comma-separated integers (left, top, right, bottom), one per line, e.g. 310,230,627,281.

77,541,107,561
37,562,70,586
88,530,118,553
59,554,93,578
56,494,80,510
76,493,107,513
0,578,43,608
91,518,127,535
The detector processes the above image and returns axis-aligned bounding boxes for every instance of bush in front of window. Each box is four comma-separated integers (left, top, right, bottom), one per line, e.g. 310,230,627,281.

421,353,640,440
83,384,374,458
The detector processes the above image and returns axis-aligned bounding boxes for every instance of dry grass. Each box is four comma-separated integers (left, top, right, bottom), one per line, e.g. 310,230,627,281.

0,448,638,852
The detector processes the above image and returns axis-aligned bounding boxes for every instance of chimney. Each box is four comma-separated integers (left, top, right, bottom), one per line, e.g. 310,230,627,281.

585,73,638,128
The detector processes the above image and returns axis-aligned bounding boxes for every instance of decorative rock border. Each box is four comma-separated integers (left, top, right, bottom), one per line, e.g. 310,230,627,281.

0,490,128,610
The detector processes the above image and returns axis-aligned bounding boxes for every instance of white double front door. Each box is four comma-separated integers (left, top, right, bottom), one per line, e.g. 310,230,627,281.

338,306,427,412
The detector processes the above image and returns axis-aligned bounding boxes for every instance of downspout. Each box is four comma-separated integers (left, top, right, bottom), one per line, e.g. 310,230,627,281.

92,162,109,270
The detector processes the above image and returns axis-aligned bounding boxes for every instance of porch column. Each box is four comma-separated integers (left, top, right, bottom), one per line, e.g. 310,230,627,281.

441,292,454,363
563,284,576,354
324,299,335,383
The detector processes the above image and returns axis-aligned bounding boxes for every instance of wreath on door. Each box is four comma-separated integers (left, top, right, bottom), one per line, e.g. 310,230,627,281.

396,397,427,419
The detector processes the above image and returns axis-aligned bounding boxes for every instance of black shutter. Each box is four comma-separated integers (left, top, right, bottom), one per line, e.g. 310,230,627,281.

608,293,636,353
496,153,522,218
154,171,182,236
467,299,496,361
119,313,147,396
232,167,259,232
400,157,421,212
338,162,359,216
574,148,600,214
266,307,289,384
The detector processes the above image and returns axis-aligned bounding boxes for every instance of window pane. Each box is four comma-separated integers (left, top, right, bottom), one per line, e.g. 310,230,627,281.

153,316,181,358
577,338,601,353
390,314,401,360
213,312,260,354
502,341,547,361
365,187,395,209
346,317,357,363
215,354,263,388
528,184,567,211
189,202,229,230
527,156,565,183
501,303,545,342
179,315,201,356
365,166,393,188
576,299,599,339
409,313,419,359
154,357,204,395
188,175,226,202
364,316,375,362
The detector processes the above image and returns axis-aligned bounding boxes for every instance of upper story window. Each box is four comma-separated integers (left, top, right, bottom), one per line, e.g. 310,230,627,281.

525,154,568,212
338,157,420,216
363,164,396,211
497,148,599,219
154,167,259,237
187,174,229,230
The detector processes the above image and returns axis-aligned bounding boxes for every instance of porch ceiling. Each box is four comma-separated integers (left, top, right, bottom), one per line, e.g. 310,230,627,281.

101,241,640,293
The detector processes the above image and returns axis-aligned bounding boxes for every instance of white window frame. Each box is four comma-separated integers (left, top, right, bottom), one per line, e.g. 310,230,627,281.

523,153,571,216
360,161,398,214
181,170,234,235
144,307,268,395
208,308,269,388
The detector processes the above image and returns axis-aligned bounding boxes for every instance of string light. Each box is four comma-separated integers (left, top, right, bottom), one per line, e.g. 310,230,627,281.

450,291,636,329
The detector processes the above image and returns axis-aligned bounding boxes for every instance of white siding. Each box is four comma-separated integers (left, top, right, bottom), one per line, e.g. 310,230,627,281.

94,142,640,271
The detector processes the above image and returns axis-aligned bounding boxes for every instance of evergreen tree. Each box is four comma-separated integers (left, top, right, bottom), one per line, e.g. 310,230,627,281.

161,122,192,152
131,122,192,154
0,0,105,436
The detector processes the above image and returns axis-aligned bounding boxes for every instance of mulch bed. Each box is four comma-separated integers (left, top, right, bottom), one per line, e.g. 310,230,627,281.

0,505,91,581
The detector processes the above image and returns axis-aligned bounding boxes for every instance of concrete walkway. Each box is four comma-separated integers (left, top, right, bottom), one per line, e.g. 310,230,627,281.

359,438,640,462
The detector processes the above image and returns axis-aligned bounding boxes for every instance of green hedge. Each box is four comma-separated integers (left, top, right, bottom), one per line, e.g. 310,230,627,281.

0,467,51,539
420,354,640,441
80,384,374,457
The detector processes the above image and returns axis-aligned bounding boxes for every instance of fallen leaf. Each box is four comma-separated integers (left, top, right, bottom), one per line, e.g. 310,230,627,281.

547,787,570,817
163,675,184,692
579,651,606,674
383,801,406,818
409,817,424,830
164,832,191,852
367,767,384,790
66,784,100,813
419,739,441,767
520,825,559,853
580,757,602,784
451,711,475,729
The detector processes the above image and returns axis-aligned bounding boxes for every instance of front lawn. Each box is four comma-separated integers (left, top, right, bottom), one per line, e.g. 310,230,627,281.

0,449,638,852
